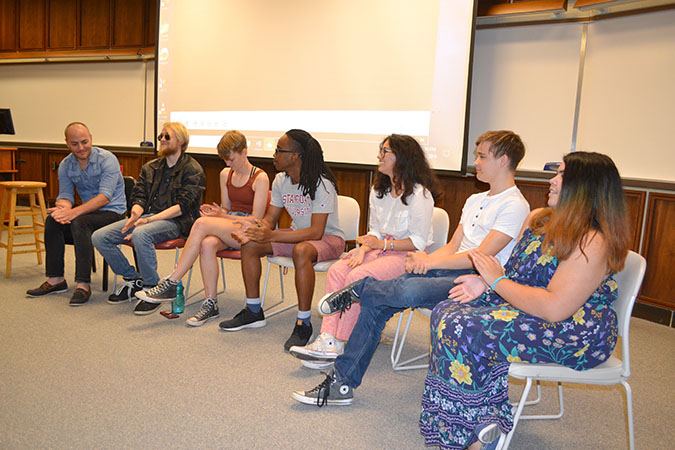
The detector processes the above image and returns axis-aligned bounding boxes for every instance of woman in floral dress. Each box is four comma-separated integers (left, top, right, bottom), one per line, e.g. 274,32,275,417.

419,152,631,449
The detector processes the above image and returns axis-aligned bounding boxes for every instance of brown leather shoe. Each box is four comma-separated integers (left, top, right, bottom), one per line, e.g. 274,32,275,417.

69,287,91,306
26,280,68,297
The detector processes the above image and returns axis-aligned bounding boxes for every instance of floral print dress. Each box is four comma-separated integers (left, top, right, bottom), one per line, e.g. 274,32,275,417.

419,229,619,449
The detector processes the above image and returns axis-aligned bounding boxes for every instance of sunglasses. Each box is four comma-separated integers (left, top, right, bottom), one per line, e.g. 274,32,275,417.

274,148,297,154
157,133,171,141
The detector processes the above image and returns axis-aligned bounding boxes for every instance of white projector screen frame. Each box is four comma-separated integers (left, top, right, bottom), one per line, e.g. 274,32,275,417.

157,0,476,172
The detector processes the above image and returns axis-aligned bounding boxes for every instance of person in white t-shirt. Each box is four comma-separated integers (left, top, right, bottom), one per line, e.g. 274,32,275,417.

221,129,345,351
293,130,531,407
289,134,437,369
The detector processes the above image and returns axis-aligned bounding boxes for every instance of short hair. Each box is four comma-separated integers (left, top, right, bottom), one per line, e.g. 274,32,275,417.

475,130,525,171
162,122,190,153
64,122,91,139
216,130,247,160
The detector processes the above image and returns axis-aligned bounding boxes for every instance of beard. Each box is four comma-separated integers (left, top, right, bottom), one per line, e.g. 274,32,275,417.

158,145,179,158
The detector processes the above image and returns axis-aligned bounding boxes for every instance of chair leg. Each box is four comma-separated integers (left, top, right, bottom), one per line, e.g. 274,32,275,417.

261,261,296,318
102,259,109,291
511,382,543,408
278,266,285,301
518,383,564,421
220,258,226,294
261,260,273,306
391,310,430,371
91,248,97,273
503,377,533,449
621,380,635,450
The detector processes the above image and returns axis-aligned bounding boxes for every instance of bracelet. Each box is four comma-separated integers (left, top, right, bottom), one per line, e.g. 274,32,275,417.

490,275,507,291
383,239,387,252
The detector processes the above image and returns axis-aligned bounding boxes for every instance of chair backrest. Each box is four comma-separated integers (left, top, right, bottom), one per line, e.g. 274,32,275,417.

428,207,450,253
123,176,136,216
337,195,361,242
612,250,647,377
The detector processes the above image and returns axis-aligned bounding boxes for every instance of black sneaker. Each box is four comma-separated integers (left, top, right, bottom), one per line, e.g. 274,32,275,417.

292,369,353,407
108,278,143,304
186,298,220,327
317,282,360,316
134,278,178,303
26,280,68,297
133,300,161,315
284,321,313,351
219,307,266,331
69,287,91,306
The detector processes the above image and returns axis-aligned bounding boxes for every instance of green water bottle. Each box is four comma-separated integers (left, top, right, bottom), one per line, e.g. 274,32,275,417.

172,281,185,314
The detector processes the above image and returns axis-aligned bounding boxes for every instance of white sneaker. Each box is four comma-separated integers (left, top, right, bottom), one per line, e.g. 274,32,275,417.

301,360,334,370
289,332,344,361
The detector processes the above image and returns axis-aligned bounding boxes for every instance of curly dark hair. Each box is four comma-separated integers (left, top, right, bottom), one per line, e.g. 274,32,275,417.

285,129,339,200
373,134,438,205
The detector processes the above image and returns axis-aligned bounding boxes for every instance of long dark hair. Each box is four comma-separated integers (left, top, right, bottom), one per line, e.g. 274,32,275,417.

531,151,630,273
373,134,438,205
285,129,338,200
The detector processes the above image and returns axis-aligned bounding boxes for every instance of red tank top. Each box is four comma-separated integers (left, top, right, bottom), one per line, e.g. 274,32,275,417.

227,167,262,214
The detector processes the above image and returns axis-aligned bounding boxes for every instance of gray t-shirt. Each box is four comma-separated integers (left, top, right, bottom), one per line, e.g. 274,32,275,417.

270,173,344,240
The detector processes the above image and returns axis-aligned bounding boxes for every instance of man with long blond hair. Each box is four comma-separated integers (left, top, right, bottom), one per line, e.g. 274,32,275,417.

92,122,205,315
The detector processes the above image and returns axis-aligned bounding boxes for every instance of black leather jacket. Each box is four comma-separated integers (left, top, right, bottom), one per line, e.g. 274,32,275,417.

131,152,206,237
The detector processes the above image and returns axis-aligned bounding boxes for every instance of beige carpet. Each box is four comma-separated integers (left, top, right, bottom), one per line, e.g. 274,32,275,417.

1,236,673,449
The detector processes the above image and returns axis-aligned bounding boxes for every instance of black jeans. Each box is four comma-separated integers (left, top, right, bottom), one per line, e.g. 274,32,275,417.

45,210,125,284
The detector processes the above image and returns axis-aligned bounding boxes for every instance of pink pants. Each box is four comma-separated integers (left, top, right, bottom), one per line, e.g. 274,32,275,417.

321,249,408,341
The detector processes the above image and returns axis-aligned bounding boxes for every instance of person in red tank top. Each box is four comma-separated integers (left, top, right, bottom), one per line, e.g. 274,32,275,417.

139,131,269,326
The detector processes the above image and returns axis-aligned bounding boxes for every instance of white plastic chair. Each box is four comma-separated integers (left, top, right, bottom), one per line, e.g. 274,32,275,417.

390,207,450,370
501,250,646,450
260,195,361,317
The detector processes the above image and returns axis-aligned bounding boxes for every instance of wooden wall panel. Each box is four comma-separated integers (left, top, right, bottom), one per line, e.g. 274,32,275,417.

116,153,143,180
18,0,46,51
46,150,67,201
192,154,223,205
112,0,144,47
435,175,488,238
145,0,156,46
640,192,675,310
625,190,646,252
47,0,76,50
16,149,45,183
0,0,17,51
333,167,371,235
79,0,110,49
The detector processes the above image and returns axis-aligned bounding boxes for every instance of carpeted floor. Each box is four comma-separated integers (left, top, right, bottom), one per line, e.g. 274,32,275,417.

1,238,673,449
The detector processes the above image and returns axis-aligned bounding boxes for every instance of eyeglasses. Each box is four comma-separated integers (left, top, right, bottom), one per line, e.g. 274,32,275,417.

379,147,393,156
157,133,171,141
274,148,296,154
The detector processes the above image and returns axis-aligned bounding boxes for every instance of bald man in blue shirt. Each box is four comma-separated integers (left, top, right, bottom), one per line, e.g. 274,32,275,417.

27,122,126,306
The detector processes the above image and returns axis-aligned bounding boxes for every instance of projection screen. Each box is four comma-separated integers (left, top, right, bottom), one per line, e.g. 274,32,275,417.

157,0,476,172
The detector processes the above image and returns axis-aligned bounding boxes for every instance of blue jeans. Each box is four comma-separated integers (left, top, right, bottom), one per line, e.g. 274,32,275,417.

91,215,181,287
333,269,475,388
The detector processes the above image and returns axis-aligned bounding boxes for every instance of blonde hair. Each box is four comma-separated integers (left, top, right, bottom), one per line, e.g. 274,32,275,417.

162,122,190,152
216,130,247,160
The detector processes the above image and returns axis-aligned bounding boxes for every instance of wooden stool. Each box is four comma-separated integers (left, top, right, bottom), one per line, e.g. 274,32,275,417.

0,181,48,277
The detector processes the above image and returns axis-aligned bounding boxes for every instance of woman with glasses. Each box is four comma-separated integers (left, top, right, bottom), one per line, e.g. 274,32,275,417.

420,152,631,449
136,130,269,326
289,134,438,369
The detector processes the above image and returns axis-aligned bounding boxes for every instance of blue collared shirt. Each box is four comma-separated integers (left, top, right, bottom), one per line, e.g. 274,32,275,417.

56,146,126,214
